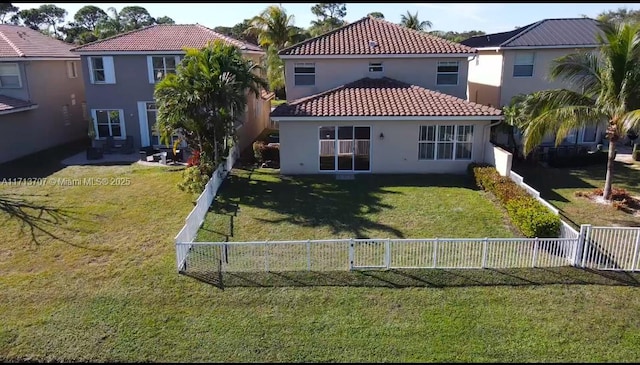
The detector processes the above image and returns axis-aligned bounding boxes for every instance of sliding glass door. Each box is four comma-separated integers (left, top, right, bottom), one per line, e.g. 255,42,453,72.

319,126,370,172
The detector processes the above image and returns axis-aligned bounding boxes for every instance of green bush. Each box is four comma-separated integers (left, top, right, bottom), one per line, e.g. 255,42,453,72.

468,163,561,238
253,140,280,163
177,166,209,194
253,141,266,163
506,198,561,238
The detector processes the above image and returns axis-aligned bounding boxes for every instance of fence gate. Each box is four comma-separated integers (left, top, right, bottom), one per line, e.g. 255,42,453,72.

351,239,389,269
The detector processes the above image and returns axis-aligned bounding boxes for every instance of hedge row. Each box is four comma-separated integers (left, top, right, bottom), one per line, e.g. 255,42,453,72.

468,163,560,238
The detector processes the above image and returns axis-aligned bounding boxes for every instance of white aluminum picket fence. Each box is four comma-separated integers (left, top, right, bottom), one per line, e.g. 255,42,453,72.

177,237,578,274
578,225,640,271
175,145,239,271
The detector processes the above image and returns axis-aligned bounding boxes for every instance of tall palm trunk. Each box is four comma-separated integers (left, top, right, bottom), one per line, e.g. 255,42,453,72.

603,139,616,200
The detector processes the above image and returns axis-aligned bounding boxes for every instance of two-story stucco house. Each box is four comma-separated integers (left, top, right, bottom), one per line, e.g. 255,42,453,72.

270,16,503,175
462,18,605,149
1,24,86,164
70,24,273,154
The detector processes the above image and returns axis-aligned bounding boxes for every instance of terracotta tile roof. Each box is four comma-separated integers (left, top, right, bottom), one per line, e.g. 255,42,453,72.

0,24,77,58
270,77,502,118
72,24,263,53
279,16,475,56
0,95,36,112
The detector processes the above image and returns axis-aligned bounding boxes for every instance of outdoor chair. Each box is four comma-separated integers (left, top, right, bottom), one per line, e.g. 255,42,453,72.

121,136,135,154
103,136,115,154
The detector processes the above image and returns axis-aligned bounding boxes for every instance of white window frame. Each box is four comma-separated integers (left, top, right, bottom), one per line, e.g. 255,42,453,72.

87,56,116,84
368,62,383,72
436,61,459,86
147,55,181,84
318,125,372,172
418,124,474,161
66,61,78,79
91,109,126,140
0,63,22,88
294,62,315,86
513,52,535,78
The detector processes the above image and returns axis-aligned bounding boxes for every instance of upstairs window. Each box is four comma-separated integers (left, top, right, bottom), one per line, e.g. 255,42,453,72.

368,62,383,72
147,56,181,83
66,61,78,79
294,63,315,86
88,56,116,84
436,61,459,85
0,63,21,88
513,52,534,77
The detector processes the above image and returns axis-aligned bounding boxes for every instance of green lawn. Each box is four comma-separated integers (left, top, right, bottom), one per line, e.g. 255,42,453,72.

2,157,640,362
197,167,518,242
513,160,640,227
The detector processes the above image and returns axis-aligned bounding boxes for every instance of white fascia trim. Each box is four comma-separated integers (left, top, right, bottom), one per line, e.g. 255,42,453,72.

474,47,502,52
242,50,266,55
280,53,476,60
0,57,79,61
0,104,38,115
504,45,599,50
271,115,503,122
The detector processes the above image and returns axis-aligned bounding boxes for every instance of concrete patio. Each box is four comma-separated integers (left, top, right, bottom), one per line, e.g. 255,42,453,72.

61,151,187,167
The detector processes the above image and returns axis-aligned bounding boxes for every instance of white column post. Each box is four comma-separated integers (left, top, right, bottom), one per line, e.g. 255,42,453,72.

482,237,488,269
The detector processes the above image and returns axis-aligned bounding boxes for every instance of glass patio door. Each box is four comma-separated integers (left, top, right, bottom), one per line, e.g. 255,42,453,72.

319,126,370,172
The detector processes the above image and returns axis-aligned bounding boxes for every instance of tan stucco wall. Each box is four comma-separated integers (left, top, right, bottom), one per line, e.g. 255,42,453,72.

237,53,271,152
499,47,596,106
284,57,470,101
467,50,503,106
2,59,86,164
279,119,493,174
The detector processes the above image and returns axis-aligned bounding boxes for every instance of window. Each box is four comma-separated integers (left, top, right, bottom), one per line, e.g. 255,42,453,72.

0,63,21,88
294,63,315,86
513,52,534,77
92,109,125,139
319,127,336,170
582,126,597,143
369,62,383,72
418,124,474,160
88,56,115,84
436,61,459,85
66,61,78,78
147,56,180,83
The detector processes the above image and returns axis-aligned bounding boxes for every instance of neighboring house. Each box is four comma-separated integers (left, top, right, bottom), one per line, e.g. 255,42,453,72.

461,18,606,150
271,16,503,175
0,25,86,164
70,24,273,154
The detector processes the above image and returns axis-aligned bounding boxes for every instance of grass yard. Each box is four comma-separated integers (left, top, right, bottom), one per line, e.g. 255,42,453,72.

197,167,518,242
2,156,640,362
513,160,640,227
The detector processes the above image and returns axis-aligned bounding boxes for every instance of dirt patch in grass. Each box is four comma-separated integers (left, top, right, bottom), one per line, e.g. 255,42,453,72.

575,187,640,216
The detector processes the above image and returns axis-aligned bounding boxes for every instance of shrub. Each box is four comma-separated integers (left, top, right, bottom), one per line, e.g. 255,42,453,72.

177,166,209,194
253,141,266,163
253,141,280,164
506,198,561,238
468,163,561,238
187,150,201,167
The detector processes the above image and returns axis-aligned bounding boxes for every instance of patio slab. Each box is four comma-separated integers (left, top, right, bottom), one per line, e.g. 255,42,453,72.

61,151,186,167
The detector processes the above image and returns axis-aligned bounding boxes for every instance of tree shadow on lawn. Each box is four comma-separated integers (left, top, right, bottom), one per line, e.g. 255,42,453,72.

183,266,640,289
207,167,479,240
0,193,113,251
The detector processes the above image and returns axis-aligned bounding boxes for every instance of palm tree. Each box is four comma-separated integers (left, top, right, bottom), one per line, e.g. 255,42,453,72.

95,7,124,39
154,40,268,165
400,10,432,31
247,5,298,50
517,21,640,200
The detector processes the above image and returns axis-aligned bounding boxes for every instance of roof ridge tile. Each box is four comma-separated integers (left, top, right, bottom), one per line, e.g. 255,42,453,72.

0,28,23,57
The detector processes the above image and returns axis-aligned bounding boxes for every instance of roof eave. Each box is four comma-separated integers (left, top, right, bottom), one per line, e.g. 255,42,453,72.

280,53,476,59
270,115,503,122
0,103,38,115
